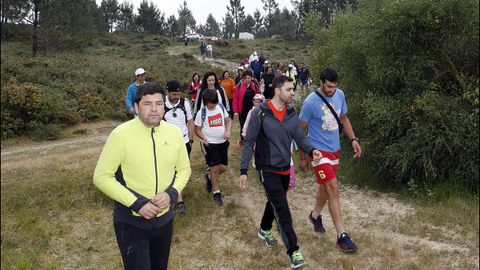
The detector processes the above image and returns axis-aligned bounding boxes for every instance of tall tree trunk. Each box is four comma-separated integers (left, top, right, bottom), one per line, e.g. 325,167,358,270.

32,2,39,57
234,16,239,39
1,19,7,41
1,5,8,40
294,0,303,40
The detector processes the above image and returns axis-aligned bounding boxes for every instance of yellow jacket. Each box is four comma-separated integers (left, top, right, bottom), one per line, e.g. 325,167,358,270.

93,118,191,228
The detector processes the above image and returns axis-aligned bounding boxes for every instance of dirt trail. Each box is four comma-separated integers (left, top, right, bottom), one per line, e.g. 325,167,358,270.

2,52,477,269
1,120,119,160
167,46,239,72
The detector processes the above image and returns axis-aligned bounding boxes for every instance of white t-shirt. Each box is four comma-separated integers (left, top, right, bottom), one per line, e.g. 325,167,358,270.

164,97,193,143
206,44,212,52
194,105,228,144
248,54,259,65
292,66,298,76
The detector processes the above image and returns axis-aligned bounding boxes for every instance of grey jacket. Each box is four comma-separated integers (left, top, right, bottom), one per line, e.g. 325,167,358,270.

240,102,315,175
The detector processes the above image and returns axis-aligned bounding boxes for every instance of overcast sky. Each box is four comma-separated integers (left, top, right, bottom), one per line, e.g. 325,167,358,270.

96,0,294,25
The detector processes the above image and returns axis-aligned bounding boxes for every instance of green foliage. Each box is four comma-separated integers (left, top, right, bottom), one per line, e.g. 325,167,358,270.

26,121,62,141
100,0,119,33
177,0,196,36
306,0,479,191
200,14,222,37
1,32,214,139
135,0,165,34
227,0,246,38
117,1,135,32
39,0,100,51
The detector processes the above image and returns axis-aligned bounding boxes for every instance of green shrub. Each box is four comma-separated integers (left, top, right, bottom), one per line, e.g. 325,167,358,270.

26,121,62,141
62,82,108,121
306,0,479,191
36,91,80,125
0,78,82,137
1,110,24,138
1,78,44,125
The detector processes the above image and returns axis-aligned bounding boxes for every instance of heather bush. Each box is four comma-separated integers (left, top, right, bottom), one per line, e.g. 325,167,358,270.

306,0,479,191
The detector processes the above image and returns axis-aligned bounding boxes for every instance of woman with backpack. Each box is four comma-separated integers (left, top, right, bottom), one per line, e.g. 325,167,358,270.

233,70,259,146
193,71,230,116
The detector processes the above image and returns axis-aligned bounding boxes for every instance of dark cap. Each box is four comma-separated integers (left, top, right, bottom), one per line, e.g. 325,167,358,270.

166,80,182,92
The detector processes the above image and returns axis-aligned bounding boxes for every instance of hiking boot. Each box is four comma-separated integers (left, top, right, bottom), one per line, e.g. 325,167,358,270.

257,228,277,248
308,212,326,233
212,192,224,205
177,202,186,215
204,169,212,193
337,232,357,253
290,250,306,269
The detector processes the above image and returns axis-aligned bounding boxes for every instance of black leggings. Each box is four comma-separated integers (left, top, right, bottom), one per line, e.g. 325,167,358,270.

114,219,173,270
257,170,299,257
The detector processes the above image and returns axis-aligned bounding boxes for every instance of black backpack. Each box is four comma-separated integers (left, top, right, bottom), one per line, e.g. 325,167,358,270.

164,97,188,123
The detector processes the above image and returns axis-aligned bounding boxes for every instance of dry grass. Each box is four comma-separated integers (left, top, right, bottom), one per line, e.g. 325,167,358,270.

3,36,477,269
1,120,478,270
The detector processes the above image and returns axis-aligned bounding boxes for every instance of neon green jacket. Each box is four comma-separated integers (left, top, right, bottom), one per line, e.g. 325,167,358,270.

93,118,191,228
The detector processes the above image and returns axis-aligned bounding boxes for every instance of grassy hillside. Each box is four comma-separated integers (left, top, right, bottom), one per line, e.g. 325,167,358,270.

1,33,310,140
1,33,478,269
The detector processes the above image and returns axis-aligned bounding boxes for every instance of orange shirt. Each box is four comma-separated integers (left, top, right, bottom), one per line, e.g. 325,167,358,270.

220,78,236,99
267,100,286,123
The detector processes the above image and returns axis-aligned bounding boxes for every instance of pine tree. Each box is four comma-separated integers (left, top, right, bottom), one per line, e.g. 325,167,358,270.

227,0,245,39
177,0,195,36
117,1,134,31
262,0,278,37
100,0,118,32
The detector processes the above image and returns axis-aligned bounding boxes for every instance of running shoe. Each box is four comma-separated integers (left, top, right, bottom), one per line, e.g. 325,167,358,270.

290,250,306,269
257,228,277,248
212,192,224,205
337,232,357,253
308,211,326,233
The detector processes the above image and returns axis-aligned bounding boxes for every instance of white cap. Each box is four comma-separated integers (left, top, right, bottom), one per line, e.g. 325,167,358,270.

135,68,146,76
288,64,294,68
264,60,269,64
244,64,249,69
238,66,245,71
253,51,257,56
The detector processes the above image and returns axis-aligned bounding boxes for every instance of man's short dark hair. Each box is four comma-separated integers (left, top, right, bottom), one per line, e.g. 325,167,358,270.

319,68,339,83
272,75,293,91
202,89,219,105
135,83,165,104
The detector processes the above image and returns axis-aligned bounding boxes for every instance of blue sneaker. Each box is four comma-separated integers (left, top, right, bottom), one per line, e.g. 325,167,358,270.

290,250,306,269
337,232,357,253
308,211,326,233
257,228,277,248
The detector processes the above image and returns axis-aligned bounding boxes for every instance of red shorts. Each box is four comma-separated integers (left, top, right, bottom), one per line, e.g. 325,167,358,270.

310,150,340,184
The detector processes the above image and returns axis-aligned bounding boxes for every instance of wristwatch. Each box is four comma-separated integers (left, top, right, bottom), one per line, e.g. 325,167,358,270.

350,137,359,144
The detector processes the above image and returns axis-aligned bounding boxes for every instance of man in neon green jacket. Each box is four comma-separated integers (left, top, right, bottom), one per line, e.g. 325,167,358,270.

93,83,191,270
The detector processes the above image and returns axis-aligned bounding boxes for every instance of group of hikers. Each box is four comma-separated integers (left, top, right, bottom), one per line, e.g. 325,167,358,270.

93,54,362,269
199,39,213,60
